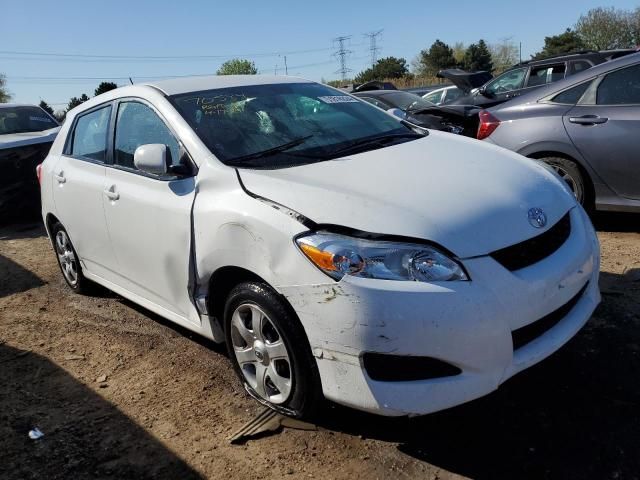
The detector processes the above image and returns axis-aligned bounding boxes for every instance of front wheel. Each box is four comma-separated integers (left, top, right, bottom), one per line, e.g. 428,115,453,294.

540,157,586,206
224,281,321,419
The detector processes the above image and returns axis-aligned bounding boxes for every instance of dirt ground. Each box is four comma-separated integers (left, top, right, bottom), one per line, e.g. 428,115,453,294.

1,213,639,480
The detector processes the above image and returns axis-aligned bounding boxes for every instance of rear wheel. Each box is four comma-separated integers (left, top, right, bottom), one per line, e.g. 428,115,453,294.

540,157,586,205
51,222,91,294
224,281,321,419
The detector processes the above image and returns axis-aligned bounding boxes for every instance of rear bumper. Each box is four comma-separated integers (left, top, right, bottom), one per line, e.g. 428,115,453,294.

280,207,600,416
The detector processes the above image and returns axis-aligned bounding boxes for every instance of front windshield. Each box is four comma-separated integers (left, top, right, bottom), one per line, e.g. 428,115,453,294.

378,91,436,111
0,106,58,135
170,82,419,168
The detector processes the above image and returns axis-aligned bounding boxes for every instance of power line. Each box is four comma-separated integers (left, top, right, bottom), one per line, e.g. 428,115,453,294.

332,36,353,81
363,30,383,67
0,47,333,60
5,59,342,84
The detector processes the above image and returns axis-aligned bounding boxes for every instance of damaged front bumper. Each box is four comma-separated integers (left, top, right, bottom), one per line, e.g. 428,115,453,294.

279,207,600,416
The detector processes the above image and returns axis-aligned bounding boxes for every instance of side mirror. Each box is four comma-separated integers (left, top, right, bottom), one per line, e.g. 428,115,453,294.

386,108,406,119
479,86,494,98
134,144,168,176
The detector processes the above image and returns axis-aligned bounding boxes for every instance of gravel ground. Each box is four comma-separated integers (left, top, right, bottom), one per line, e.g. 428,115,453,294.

1,213,638,480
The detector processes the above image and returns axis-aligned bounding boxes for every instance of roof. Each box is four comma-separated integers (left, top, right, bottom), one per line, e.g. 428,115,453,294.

144,75,312,96
353,90,407,97
492,51,640,109
508,48,638,70
0,103,42,109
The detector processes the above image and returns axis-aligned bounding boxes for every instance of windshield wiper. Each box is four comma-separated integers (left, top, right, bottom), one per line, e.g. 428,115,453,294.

225,135,314,165
327,132,424,158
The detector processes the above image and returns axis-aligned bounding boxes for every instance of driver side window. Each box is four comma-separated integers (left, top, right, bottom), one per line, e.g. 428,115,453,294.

485,68,527,95
114,101,180,170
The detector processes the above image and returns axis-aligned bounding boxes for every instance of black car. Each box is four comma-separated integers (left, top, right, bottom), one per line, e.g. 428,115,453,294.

444,49,638,109
0,104,60,223
352,89,480,136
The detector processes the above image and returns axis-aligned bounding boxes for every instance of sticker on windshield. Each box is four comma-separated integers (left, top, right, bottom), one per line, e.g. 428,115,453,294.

317,95,359,104
30,116,52,122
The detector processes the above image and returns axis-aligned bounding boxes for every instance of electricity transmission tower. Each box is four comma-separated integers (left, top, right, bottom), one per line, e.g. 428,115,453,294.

332,36,353,81
364,29,383,67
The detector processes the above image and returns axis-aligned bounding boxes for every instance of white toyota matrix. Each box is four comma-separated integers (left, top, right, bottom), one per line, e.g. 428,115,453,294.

39,76,600,418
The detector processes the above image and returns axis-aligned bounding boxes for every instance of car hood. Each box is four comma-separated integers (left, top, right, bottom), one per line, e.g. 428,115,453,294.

0,127,60,150
437,69,493,93
237,131,576,258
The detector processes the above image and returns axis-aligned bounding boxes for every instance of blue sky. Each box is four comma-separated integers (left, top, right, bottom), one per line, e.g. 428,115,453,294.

3,0,637,109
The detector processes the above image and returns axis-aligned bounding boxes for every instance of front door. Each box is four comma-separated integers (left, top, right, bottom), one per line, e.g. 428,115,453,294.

102,100,198,321
564,62,640,200
51,104,117,279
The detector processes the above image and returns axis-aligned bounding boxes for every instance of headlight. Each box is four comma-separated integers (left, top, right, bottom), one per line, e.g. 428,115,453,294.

296,232,468,282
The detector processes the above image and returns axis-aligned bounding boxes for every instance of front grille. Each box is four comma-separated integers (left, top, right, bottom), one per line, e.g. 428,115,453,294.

511,282,589,351
490,212,571,271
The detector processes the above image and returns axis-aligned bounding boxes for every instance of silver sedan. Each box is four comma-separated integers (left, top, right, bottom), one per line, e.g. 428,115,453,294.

480,51,640,212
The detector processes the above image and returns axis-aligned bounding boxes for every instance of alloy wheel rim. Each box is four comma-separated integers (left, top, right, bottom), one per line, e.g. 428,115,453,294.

549,164,583,203
230,303,292,404
55,231,78,286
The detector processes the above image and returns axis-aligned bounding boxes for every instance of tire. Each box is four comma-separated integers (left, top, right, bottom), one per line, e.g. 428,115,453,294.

540,157,587,206
51,222,92,294
224,281,322,419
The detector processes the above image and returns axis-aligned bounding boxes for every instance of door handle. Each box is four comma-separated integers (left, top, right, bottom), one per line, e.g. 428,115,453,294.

54,171,66,183
569,115,608,125
104,186,120,201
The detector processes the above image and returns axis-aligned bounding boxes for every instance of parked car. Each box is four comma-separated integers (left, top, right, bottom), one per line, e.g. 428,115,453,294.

353,89,480,136
480,52,640,212
40,75,600,418
445,49,638,109
0,104,59,223
422,85,464,105
402,85,448,97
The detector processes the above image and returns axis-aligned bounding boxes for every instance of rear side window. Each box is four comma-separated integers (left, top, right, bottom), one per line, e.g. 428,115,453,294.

527,64,566,87
423,91,442,104
443,88,463,103
70,106,112,162
570,60,592,75
596,64,640,105
550,81,592,104
114,101,180,170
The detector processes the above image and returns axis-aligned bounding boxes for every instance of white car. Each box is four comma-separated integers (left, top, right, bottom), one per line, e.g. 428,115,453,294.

422,85,463,105
39,75,600,418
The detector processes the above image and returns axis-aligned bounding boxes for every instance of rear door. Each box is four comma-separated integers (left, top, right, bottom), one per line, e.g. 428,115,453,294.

51,103,117,278
563,62,640,200
102,99,198,321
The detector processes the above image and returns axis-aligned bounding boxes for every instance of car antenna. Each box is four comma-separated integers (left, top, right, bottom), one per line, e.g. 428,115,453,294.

129,77,134,85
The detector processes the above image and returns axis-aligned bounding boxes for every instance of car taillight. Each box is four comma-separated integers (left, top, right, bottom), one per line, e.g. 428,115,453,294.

477,110,501,140
36,163,43,186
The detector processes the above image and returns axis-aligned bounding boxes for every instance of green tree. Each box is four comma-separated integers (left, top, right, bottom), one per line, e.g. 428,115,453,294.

94,81,118,96
354,57,409,83
414,40,457,76
576,7,634,50
532,29,584,60
217,58,258,75
0,74,11,103
630,8,640,46
67,93,90,112
490,38,519,73
39,100,54,116
452,42,466,65
463,40,493,72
